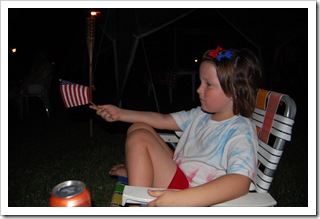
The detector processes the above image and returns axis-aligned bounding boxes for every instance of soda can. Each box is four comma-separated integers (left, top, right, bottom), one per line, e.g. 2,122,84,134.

50,180,91,207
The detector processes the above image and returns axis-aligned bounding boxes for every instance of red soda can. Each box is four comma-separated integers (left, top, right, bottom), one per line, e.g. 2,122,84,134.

50,180,91,207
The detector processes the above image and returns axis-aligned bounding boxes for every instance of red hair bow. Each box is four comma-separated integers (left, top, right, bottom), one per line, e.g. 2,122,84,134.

208,45,223,58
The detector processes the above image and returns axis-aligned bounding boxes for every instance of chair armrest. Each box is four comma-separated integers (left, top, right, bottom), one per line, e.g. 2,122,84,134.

159,133,180,143
122,185,163,206
122,185,277,207
212,192,277,207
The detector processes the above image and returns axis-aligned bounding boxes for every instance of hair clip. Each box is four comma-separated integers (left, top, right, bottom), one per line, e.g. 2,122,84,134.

216,50,232,61
208,46,232,61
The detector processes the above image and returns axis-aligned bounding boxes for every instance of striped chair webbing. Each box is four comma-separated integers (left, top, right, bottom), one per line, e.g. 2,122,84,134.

110,176,128,207
255,89,295,143
254,89,288,193
255,89,284,144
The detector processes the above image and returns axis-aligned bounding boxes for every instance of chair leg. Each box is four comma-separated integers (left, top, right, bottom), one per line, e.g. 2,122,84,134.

42,93,51,117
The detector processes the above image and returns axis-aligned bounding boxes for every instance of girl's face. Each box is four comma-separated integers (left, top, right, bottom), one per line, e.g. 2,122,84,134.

197,62,234,121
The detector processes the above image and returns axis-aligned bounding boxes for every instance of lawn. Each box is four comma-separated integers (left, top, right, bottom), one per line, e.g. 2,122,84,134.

8,106,128,207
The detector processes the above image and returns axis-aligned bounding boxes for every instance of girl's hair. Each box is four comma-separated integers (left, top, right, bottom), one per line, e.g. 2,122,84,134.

202,48,263,117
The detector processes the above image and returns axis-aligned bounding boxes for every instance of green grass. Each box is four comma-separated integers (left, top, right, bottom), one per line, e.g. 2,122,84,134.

8,106,128,207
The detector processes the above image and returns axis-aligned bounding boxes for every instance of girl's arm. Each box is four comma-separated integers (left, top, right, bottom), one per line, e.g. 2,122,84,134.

147,173,251,207
89,104,180,131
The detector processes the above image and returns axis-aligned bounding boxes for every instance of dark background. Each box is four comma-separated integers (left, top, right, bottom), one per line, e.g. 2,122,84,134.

8,8,308,111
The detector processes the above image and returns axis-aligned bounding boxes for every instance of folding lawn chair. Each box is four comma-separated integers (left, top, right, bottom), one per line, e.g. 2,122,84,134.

19,73,53,119
111,89,297,207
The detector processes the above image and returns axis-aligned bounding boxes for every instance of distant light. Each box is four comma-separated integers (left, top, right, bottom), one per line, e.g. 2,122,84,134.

194,59,198,63
90,11,101,16
11,48,17,53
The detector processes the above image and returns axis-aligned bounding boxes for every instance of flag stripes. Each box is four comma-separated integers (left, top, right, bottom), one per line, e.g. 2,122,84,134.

59,79,91,108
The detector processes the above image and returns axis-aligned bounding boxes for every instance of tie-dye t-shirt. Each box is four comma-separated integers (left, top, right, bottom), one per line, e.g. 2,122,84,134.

170,106,258,188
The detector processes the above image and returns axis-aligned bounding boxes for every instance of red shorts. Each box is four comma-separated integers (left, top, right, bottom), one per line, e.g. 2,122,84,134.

167,166,189,190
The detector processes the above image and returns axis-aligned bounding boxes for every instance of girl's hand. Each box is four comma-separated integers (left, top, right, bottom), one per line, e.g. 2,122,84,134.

89,104,121,122
146,189,181,207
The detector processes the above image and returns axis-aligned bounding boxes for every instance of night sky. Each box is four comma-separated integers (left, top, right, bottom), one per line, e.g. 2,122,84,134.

9,8,87,50
9,8,89,72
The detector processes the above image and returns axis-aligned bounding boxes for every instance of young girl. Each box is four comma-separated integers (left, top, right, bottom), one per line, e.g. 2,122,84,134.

90,46,262,206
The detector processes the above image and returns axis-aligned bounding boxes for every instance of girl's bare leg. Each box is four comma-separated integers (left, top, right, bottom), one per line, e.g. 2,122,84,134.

125,122,177,188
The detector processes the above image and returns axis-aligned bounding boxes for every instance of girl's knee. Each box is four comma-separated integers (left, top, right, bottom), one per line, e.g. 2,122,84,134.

127,122,154,135
126,123,155,150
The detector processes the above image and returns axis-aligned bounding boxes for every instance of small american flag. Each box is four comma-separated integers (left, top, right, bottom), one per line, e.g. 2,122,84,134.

60,79,91,108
